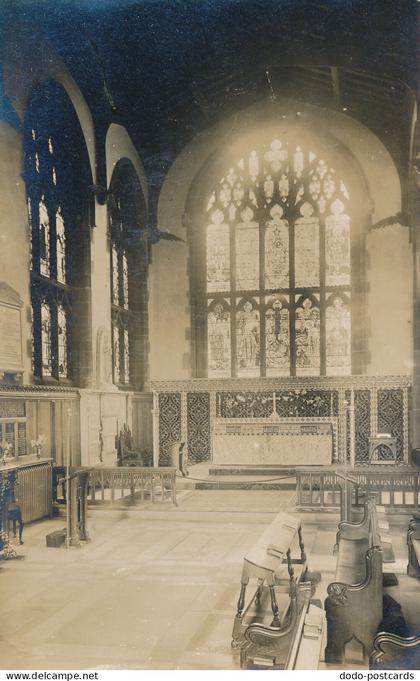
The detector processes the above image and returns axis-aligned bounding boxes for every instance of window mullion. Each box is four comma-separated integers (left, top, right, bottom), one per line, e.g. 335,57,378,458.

319,214,327,375
289,215,296,376
259,209,266,377
50,294,59,379
230,219,237,377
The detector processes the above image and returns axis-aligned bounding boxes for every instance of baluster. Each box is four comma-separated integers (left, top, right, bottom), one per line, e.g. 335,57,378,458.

236,577,249,620
130,470,135,502
101,470,105,502
161,472,165,501
90,471,95,502
172,471,176,505
298,526,306,562
151,472,155,503
269,585,281,627
286,548,295,582
140,471,144,501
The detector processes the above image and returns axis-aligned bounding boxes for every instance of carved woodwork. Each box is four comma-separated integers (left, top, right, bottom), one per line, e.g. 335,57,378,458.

231,510,320,667
324,498,383,664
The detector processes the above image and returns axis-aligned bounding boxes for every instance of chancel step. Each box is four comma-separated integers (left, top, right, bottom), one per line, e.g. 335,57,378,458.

208,465,296,477
195,480,296,490
187,463,296,490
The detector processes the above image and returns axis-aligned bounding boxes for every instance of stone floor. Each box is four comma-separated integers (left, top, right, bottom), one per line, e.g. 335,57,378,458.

0,488,418,670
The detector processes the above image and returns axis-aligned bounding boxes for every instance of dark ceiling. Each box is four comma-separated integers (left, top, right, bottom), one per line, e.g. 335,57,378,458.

2,0,419,190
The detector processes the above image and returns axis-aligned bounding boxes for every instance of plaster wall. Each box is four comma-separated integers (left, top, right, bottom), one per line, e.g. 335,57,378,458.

0,121,32,381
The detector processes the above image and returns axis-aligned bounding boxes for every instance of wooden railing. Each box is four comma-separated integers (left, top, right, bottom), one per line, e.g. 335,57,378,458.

87,466,177,506
296,466,420,513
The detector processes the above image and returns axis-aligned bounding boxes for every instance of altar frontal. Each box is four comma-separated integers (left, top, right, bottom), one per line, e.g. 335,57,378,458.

212,420,333,466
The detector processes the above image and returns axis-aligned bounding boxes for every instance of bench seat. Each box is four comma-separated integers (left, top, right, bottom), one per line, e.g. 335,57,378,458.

335,537,369,585
407,516,420,579
412,538,420,560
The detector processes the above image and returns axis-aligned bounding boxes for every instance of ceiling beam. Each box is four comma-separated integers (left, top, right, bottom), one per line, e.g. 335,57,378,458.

330,66,342,108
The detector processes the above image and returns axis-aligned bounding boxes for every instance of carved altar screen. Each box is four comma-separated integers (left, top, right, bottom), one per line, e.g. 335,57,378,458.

204,136,352,378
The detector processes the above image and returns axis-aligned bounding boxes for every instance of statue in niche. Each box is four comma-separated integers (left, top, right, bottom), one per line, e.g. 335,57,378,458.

96,326,113,389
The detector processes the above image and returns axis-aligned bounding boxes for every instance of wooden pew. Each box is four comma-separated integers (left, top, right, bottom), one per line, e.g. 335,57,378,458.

232,511,321,668
407,515,420,579
325,497,383,664
287,599,326,670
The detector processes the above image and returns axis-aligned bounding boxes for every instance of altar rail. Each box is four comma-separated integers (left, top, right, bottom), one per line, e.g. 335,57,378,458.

87,466,177,505
296,467,420,512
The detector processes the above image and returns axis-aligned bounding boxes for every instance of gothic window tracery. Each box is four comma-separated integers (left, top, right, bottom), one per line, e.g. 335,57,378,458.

203,134,353,377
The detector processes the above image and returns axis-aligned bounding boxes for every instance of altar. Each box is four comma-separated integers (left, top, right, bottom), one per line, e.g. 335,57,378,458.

212,418,333,466
152,375,410,467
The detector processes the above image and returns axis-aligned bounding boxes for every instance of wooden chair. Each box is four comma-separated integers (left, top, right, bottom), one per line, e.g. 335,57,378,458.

116,425,152,467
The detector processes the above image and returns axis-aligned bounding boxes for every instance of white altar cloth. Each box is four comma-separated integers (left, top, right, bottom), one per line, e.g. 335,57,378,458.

212,420,332,465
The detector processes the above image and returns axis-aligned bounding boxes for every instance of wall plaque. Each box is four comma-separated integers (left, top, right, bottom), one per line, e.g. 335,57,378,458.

0,282,23,372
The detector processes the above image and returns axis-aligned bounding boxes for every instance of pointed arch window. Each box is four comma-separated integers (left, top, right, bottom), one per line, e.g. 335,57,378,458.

24,81,91,383
109,160,149,389
202,135,353,377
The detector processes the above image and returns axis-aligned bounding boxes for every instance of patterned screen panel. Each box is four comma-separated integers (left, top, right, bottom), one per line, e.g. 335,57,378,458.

377,389,404,461
187,393,211,463
217,392,273,418
217,389,338,419
354,390,371,463
158,392,181,465
0,401,25,418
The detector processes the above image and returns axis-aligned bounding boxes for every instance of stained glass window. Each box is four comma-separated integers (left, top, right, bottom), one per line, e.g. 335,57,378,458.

24,81,91,383
38,197,50,277
265,296,290,376
203,134,352,377
207,300,231,377
326,296,351,375
41,302,52,377
56,208,66,284
206,210,230,292
113,324,121,383
236,299,260,377
57,305,68,377
109,160,148,388
295,297,321,375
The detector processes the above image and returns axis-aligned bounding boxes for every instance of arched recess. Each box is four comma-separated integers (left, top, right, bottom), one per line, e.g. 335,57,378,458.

108,158,149,390
4,21,97,183
24,79,93,386
187,121,370,379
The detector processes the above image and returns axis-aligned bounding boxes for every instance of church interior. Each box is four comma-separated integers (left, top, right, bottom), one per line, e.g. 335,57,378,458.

0,0,420,671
